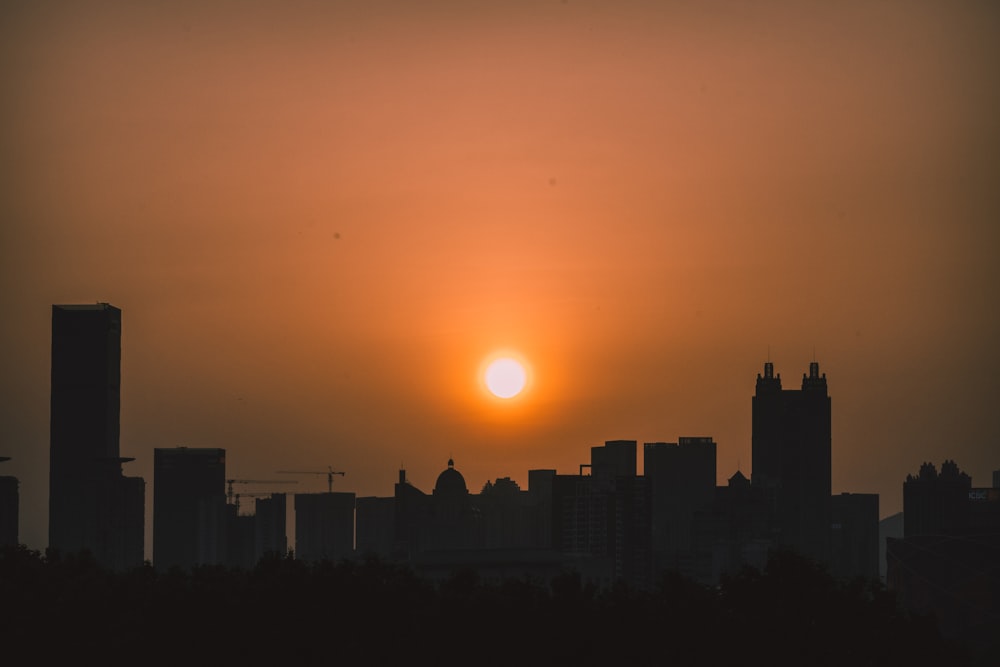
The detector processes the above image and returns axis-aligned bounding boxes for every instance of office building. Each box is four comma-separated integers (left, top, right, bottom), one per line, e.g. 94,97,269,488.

355,495,395,559
0,457,17,547
294,492,356,563
751,360,832,565
903,460,971,537
644,437,717,576
551,441,651,589
153,447,227,571
49,303,144,569
255,493,288,561
889,461,1000,657
830,492,879,581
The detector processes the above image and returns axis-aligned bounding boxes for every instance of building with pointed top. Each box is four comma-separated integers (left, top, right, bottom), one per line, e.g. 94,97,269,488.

751,360,832,566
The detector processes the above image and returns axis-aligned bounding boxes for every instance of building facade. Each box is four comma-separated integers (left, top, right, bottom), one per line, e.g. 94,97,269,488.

644,437,717,577
0,459,18,548
830,492,879,581
751,360,832,565
49,303,144,570
255,492,288,561
153,447,227,571
294,491,356,563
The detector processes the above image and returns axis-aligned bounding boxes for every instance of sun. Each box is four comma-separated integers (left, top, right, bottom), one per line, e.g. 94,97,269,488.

484,357,527,399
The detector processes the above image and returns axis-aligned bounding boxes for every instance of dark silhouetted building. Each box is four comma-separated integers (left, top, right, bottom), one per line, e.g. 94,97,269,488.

294,491,356,562
552,441,651,589
903,460,971,537
255,493,288,561
153,447,227,571
752,360,832,565
830,492,879,581
889,460,1000,658
225,505,256,570
429,458,480,551
393,468,429,557
969,484,1000,537
356,494,395,558
49,303,144,570
369,463,564,583
0,457,17,547
477,476,535,550
527,469,556,549
878,511,903,582
644,437,717,577
388,460,483,559
691,469,772,584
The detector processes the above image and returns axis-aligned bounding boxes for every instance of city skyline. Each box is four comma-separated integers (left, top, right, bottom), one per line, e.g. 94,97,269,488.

5,304,995,562
2,1,998,555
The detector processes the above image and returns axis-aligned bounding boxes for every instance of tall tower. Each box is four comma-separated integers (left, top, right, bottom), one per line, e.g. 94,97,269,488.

751,360,832,565
49,303,144,568
0,456,18,548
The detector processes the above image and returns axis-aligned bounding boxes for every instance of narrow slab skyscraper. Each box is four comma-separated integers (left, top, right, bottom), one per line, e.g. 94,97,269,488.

49,303,144,569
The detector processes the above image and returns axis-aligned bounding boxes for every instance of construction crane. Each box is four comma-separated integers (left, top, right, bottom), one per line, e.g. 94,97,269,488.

226,478,298,506
275,466,345,493
231,490,283,515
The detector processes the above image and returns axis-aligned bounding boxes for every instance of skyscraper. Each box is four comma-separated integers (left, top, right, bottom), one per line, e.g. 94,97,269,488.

751,360,831,565
644,437,717,576
254,492,288,561
49,303,144,569
0,457,18,548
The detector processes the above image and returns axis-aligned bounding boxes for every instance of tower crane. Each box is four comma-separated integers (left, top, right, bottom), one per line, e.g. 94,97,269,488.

226,478,298,506
231,490,284,514
275,466,346,493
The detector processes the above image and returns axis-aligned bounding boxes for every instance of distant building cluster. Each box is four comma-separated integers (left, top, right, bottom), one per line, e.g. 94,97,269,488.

1,303,997,636
887,460,1000,651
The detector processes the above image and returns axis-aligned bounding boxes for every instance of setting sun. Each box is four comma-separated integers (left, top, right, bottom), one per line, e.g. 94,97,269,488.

484,358,527,399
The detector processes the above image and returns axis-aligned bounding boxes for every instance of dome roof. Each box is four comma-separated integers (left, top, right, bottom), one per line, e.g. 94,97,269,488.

434,458,468,495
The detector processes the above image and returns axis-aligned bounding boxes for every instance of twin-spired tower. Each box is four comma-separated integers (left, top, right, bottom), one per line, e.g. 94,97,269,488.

751,360,832,565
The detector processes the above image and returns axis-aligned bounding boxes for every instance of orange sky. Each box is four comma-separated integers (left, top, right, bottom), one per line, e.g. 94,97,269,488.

2,1,998,556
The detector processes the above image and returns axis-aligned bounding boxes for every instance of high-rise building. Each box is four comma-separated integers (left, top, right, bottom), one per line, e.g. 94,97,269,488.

153,447,227,571
902,460,971,538
49,303,144,569
751,360,832,565
254,493,288,561
0,457,18,548
551,441,651,589
644,437,717,576
355,495,395,559
294,492,356,563
830,492,879,581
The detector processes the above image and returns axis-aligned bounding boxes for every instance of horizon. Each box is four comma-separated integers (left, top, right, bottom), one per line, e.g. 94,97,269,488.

2,1,998,558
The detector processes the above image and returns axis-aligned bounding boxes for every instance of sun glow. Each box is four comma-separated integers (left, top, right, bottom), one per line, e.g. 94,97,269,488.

484,357,527,399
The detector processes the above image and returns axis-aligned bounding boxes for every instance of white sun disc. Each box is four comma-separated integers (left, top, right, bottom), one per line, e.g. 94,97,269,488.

485,358,527,398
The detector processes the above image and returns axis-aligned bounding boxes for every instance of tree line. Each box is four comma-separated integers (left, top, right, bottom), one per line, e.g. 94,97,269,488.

0,544,972,666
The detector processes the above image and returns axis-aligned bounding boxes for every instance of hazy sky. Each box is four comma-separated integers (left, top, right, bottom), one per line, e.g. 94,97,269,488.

2,0,998,555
